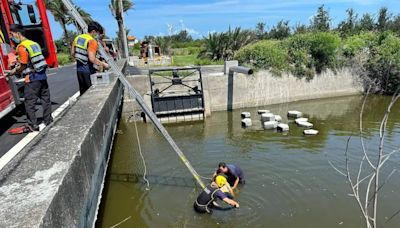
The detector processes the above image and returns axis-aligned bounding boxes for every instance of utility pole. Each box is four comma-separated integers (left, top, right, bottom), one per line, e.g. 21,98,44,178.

119,0,129,58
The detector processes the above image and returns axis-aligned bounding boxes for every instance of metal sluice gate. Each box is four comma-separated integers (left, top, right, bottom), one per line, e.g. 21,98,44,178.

148,67,205,123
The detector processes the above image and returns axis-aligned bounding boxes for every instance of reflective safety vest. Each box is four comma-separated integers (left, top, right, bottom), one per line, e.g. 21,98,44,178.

73,33,95,64
17,39,47,75
0,30,5,43
195,184,220,212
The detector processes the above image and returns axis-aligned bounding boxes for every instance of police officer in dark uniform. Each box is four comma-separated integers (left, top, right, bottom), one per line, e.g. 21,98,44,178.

194,175,239,213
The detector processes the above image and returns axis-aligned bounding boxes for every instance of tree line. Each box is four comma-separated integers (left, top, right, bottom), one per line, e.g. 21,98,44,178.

201,5,400,95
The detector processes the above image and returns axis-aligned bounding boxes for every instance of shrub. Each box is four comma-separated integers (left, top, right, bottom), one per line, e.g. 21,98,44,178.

341,32,375,58
307,32,341,73
365,32,400,94
235,40,289,75
198,27,255,61
57,53,72,66
283,34,314,78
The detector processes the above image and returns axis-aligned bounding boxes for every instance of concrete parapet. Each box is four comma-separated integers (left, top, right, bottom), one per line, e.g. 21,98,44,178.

0,79,123,227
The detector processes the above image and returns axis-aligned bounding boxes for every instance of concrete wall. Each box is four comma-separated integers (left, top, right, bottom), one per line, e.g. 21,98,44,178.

0,79,123,227
124,68,362,115
206,68,362,111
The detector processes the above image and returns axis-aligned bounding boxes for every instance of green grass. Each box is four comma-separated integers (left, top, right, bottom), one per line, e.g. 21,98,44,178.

57,52,73,66
172,54,197,66
171,54,224,66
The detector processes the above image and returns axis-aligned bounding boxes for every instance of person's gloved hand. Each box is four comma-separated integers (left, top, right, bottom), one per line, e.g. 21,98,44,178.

102,62,110,69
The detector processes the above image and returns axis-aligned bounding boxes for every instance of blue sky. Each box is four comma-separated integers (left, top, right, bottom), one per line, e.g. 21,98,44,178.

48,0,400,40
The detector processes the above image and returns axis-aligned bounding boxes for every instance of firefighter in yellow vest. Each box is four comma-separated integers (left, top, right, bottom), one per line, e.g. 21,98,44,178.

71,21,109,94
8,24,52,131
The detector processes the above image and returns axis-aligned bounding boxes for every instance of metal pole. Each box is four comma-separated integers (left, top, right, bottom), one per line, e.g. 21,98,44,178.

119,0,129,58
61,0,206,189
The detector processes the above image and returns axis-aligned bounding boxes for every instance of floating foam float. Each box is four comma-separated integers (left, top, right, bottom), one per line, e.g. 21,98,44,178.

274,115,282,122
288,110,302,118
263,121,278,130
277,123,289,132
241,118,252,127
261,113,275,122
297,121,313,128
295,118,308,124
257,110,270,114
304,129,319,135
241,112,251,118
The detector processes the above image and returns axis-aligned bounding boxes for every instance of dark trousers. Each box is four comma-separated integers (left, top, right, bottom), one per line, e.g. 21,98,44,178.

77,71,92,95
24,80,52,127
193,202,210,214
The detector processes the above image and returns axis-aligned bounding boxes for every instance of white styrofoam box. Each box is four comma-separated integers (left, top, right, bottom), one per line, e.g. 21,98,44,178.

241,112,251,119
288,110,303,118
297,121,313,128
295,118,308,124
261,113,275,122
274,115,282,122
257,110,270,114
304,129,319,135
277,123,289,131
263,121,278,130
241,118,252,127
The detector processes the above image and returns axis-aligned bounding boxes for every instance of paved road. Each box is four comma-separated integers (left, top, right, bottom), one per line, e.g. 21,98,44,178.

0,65,78,157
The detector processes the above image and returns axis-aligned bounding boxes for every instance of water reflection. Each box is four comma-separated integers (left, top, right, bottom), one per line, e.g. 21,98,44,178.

97,95,400,228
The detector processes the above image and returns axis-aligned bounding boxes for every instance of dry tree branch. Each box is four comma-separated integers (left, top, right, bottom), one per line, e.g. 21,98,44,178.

344,136,372,226
356,155,366,196
372,90,400,227
328,83,400,228
327,159,346,177
360,85,376,170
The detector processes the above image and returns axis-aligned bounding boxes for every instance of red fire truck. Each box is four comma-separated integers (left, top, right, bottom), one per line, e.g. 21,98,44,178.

0,0,57,119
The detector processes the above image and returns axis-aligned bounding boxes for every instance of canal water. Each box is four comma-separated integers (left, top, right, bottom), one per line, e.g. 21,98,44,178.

97,95,400,228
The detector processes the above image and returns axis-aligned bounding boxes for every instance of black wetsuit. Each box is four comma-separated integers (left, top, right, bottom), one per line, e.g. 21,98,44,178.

194,184,227,213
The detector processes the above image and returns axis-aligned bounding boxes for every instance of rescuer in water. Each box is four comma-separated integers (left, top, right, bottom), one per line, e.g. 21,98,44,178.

71,21,109,95
8,24,52,132
194,174,239,214
214,162,245,190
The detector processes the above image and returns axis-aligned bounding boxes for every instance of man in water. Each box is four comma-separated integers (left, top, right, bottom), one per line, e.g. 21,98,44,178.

194,174,239,214
215,162,245,190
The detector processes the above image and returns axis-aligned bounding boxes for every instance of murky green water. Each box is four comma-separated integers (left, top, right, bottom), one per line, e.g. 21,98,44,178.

97,95,400,228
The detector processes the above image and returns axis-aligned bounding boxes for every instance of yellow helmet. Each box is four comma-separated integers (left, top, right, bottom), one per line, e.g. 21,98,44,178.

215,175,227,187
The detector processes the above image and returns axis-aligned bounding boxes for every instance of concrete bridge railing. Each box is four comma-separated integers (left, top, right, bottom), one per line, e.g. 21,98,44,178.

0,78,123,227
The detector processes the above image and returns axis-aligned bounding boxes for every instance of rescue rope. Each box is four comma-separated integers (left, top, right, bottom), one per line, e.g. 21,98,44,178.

198,175,212,180
130,102,150,190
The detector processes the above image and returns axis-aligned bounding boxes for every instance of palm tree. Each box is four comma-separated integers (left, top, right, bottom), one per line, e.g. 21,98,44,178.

109,0,134,57
44,0,92,41
75,6,92,29
44,0,69,40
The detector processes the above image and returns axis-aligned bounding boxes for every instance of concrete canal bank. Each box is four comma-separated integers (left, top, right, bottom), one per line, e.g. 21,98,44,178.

0,77,123,227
